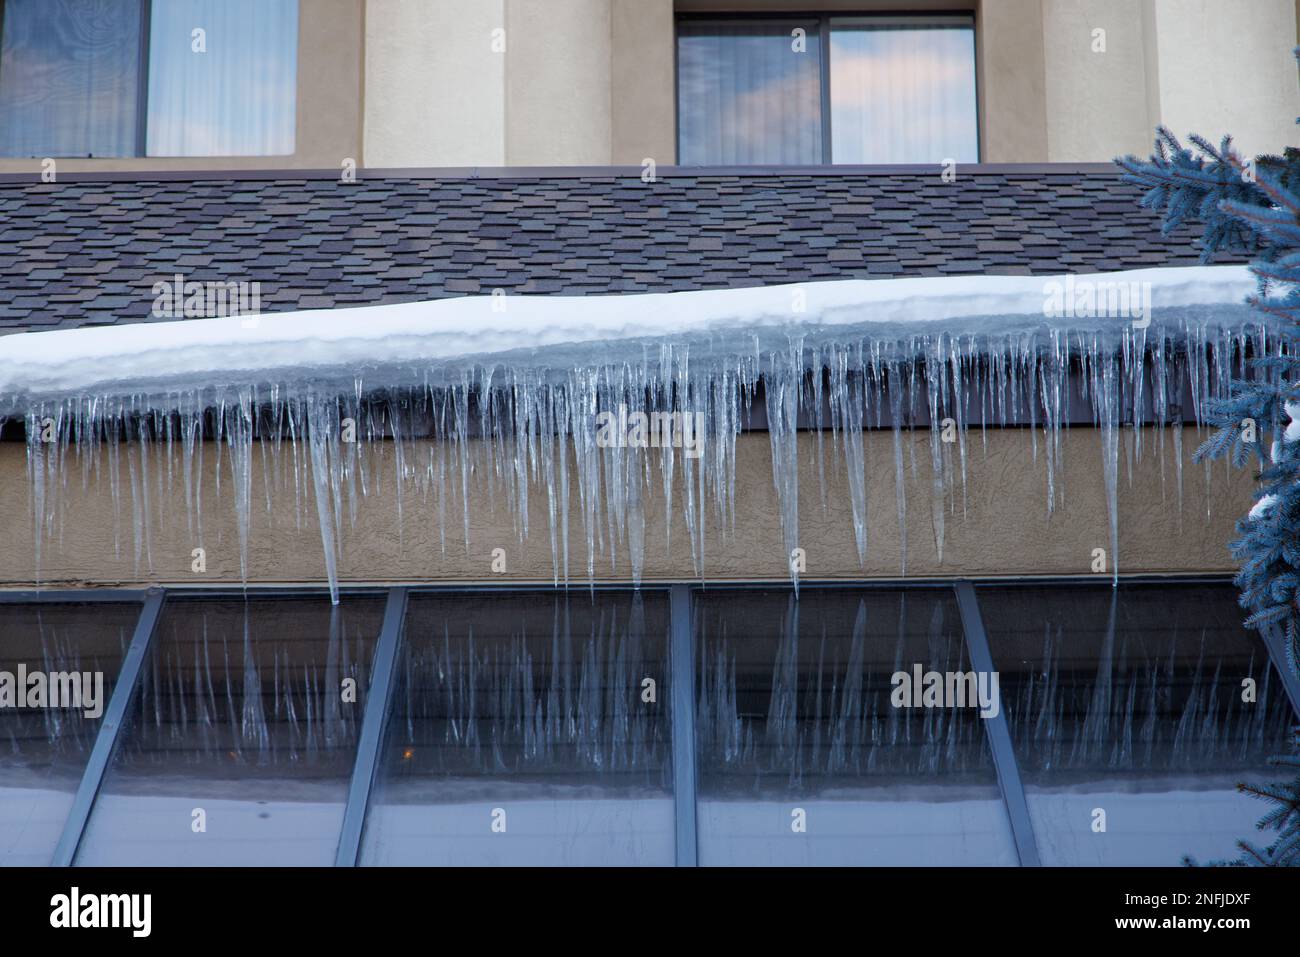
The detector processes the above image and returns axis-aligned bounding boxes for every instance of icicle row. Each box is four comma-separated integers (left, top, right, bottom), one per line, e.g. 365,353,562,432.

8,323,1272,602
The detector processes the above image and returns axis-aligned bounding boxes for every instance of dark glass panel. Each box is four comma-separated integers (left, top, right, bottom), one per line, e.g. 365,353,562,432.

0,601,139,866
360,591,673,866
76,596,383,866
695,588,1015,865
0,0,143,157
979,583,1297,866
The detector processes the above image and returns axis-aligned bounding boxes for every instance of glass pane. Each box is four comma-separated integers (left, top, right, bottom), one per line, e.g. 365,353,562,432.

979,583,1297,866
0,601,139,866
695,588,1016,866
145,0,297,156
830,20,978,164
360,592,673,866
677,19,822,165
75,596,384,866
0,0,144,157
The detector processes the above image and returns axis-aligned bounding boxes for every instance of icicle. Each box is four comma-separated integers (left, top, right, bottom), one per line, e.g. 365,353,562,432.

765,337,803,589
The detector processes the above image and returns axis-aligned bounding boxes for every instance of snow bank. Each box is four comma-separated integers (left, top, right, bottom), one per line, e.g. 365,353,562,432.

0,266,1258,405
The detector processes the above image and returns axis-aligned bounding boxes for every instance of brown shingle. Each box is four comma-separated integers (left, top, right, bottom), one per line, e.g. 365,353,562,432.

0,170,1230,336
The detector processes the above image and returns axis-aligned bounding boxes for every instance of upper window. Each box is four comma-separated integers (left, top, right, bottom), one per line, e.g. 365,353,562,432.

0,0,298,158
676,15,978,166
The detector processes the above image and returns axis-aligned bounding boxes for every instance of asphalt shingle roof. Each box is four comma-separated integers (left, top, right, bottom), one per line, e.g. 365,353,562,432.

0,168,1238,336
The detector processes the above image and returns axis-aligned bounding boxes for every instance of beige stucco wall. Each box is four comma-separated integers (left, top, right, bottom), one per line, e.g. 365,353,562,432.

1042,0,1299,162
1041,0,1152,162
363,0,673,167
977,0,1050,162
0,426,1250,590
611,0,677,166
364,0,507,167
505,0,613,165
1145,0,1300,159
0,0,365,174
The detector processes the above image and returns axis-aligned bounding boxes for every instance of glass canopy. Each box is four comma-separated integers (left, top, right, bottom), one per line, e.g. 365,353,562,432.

1,580,1294,867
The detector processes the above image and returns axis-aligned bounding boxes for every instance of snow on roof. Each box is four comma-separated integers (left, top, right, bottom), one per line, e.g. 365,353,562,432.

0,266,1260,408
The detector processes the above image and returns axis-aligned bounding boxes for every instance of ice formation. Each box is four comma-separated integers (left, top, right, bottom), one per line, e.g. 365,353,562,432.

0,266,1272,601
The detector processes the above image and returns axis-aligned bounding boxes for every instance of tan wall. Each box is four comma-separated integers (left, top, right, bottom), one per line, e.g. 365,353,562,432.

0,0,365,174
1042,0,1299,161
1145,0,1300,159
1041,0,1152,162
977,0,1049,162
364,0,507,167
0,427,1249,590
363,0,675,167
611,0,677,165
505,0,613,165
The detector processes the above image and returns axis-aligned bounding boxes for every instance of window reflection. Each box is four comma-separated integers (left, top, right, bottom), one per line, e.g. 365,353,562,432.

676,16,978,166
979,583,1297,866
359,592,673,866
830,21,978,164
75,596,383,866
0,602,138,866
677,19,823,165
0,0,144,158
145,0,297,157
0,0,297,158
695,588,1016,866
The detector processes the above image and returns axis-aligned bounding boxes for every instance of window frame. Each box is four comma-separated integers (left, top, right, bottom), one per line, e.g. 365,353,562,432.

133,0,152,157
674,10,981,167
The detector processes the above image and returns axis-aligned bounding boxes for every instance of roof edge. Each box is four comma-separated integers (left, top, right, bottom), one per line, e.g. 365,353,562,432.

0,161,1122,185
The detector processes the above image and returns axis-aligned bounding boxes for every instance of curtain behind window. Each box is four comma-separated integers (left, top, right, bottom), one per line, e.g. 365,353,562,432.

677,20,822,166
145,0,297,157
830,21,979,164
0,0,144,158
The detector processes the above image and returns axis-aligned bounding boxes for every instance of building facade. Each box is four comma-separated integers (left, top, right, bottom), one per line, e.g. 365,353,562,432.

0,0,1298,871
0,0,1296,175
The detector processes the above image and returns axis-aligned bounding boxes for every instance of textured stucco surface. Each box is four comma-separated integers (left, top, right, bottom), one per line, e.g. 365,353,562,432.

1146,0,1300,160
364,0,507,167
611,0,675,165
0,426,1251,589
1042,0,1153,163
506,0,612,165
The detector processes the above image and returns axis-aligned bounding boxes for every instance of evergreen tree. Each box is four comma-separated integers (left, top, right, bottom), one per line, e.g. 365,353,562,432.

1119,129,1300,672
1181,731,1300,867
1116,52,1300,866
